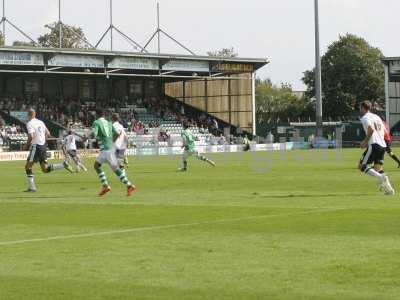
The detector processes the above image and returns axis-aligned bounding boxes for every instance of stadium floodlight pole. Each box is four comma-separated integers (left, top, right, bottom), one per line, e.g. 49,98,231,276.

161,29,196,56
110,0,113,51
157,2,160,54
252,72,256,136
142,2,196,55
59,0,62,48
314,0,323,137
44,0,95,49
2,0,5,44
46,23,96,49
95,27,111,48
0,0,37,46
95,0,146,52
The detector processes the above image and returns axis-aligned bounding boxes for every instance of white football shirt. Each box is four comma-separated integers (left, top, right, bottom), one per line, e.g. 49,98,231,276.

26,118,47,146
360,112,386,148
113,121,128,150
64,134,77,151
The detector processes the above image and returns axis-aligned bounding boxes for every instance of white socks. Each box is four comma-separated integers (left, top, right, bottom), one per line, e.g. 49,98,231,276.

27,175,36,190
77,162,87,171
51,163,64,170
365,168,385,183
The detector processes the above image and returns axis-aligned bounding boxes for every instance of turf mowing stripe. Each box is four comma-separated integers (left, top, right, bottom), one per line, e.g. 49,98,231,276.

0,208,343,246
0,198,392,210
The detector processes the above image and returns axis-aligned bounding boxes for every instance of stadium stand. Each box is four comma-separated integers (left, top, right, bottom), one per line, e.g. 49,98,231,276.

0,94,232,151
0,45,268,153
0,115,27,151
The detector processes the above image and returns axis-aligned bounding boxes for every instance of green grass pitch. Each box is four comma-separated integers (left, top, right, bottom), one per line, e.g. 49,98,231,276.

0,149,399,300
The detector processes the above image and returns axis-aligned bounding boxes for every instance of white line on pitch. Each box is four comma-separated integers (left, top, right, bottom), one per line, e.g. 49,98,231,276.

0,208,343,247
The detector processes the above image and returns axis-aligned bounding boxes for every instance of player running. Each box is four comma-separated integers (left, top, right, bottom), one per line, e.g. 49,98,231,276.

383,120,400,168
112,113,129,171
92,110,136,197
62,130,87,172
358,101,395,195
179,122,215,172
24,108,73,192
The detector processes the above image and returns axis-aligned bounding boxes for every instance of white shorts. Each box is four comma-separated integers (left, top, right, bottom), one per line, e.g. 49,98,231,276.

183,149,199,160
96,150,119,169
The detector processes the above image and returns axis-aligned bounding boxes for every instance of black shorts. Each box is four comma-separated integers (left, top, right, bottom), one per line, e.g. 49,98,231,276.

27,144,48,164
360,144,385,166
67,150,77,158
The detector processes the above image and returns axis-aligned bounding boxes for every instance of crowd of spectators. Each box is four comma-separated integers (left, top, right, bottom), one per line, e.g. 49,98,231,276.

0,95,223,139
0,96,137,127
0,116,25,150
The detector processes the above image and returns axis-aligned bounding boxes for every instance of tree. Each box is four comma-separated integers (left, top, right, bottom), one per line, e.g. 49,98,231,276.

207,47,237,58
0,31,4,46
256,79,312,125
38,22,90,49
12,41,36,47
302,34,384,119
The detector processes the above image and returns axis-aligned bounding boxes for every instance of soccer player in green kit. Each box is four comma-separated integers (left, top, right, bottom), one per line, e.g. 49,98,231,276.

92,110,136,196
179,122,215,172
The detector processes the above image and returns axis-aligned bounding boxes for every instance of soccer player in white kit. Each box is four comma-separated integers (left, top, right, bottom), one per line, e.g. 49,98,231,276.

358,101,395,195
62,130,87,172
25,109,73,192
112,113,129,171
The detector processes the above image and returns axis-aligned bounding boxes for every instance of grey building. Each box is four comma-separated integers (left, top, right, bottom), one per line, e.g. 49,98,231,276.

383,57,400,130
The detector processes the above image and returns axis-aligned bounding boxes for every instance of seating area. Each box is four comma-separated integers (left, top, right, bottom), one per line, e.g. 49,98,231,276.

0,120,28,151
0,94,233,151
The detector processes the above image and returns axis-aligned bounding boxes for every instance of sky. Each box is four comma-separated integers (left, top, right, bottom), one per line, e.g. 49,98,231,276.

1,0,399,90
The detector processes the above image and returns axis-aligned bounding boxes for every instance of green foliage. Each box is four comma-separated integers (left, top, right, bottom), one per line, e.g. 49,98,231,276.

256,79,312,124
302,34,384,119
37,22,89,49
207,47,238,58
12,41,36,47
0,31,4,46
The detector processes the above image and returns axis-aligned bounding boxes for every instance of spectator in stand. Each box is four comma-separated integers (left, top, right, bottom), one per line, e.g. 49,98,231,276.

218,133,227,145
10,124,18,134
199,124,206,134
0,121,6,146
158,128,170,142
133,121,146,135
213,119,219,130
